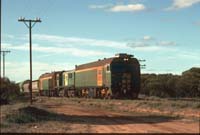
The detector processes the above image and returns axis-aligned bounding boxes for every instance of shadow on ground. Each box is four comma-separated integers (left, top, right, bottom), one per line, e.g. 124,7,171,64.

6,106,179,125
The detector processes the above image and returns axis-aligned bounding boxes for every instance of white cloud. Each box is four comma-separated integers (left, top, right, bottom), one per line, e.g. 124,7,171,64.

166,0,200,10
89,3,146,12
3,34,177,56
110,4,146,12
126,41,174,52
127,41,149,48
33,34,127,49
2,43,110,57
32,34,176,52
134,46,163,51
126,36,176,50
89,4,112,9
157,41,176,46
143,35,153,40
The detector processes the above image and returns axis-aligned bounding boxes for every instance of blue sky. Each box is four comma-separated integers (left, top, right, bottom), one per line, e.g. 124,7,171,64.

1,0,200,82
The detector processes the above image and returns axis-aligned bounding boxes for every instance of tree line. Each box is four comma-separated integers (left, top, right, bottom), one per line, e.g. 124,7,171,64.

140,67,200,98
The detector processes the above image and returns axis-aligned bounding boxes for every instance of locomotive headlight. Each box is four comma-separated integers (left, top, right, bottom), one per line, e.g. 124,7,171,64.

124,58,129,61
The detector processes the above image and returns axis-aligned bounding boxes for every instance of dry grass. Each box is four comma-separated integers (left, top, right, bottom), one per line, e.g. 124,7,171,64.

65,97,200,119
1,96,199,133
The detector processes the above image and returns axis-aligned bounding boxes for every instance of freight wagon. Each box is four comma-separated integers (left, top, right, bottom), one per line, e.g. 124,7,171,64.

19,80,39,95
32,80,39,94
22,80,30,93
18,81,25,93
38,53,141,99
18,80,29,93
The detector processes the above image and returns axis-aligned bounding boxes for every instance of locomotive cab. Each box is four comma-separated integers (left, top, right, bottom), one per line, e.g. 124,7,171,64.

110,53,140,99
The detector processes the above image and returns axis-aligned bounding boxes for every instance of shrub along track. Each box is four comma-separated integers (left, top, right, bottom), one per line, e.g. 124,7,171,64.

1,97,199,133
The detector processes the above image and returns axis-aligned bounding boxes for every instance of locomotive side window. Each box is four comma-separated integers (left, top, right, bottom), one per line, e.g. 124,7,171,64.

68,73,73,78
107,65,110,71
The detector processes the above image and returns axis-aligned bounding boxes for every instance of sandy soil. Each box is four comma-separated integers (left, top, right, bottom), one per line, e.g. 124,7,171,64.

42,102,199,133
1,97,199,133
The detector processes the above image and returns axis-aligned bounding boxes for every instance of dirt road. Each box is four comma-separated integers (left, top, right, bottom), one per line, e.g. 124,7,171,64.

38,99,199,133
1,97,199,133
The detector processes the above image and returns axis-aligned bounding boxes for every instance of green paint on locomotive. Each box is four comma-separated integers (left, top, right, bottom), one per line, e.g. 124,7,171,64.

68,72,75,86
75,69,97,87
41,79,51,91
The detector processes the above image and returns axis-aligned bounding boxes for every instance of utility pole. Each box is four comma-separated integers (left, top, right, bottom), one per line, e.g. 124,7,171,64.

18,17,41,105
0,50,10,78
0,0,2,81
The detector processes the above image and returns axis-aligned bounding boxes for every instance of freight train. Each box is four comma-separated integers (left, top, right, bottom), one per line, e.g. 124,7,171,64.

19,53,141,99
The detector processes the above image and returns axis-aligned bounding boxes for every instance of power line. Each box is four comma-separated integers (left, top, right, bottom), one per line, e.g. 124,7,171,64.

0,50,10,78
18,17,41,105
139,59,146,62
139,59,146,69
140,64,146,69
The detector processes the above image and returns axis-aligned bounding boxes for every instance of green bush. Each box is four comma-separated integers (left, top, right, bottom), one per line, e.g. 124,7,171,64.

6,106,61,123
140,67,200,98
0,77,20,105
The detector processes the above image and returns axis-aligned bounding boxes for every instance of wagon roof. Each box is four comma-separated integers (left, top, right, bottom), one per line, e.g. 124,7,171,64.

76,57,114,70
63,69,75,73
39,73,54,78
39,71,62,78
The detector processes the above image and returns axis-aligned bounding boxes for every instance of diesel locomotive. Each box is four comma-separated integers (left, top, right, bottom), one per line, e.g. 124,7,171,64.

38,53,140,99
20,53,141,99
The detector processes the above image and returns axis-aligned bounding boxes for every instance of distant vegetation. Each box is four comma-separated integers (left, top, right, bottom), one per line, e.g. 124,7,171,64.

140,67,200,98
0,78,20,105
